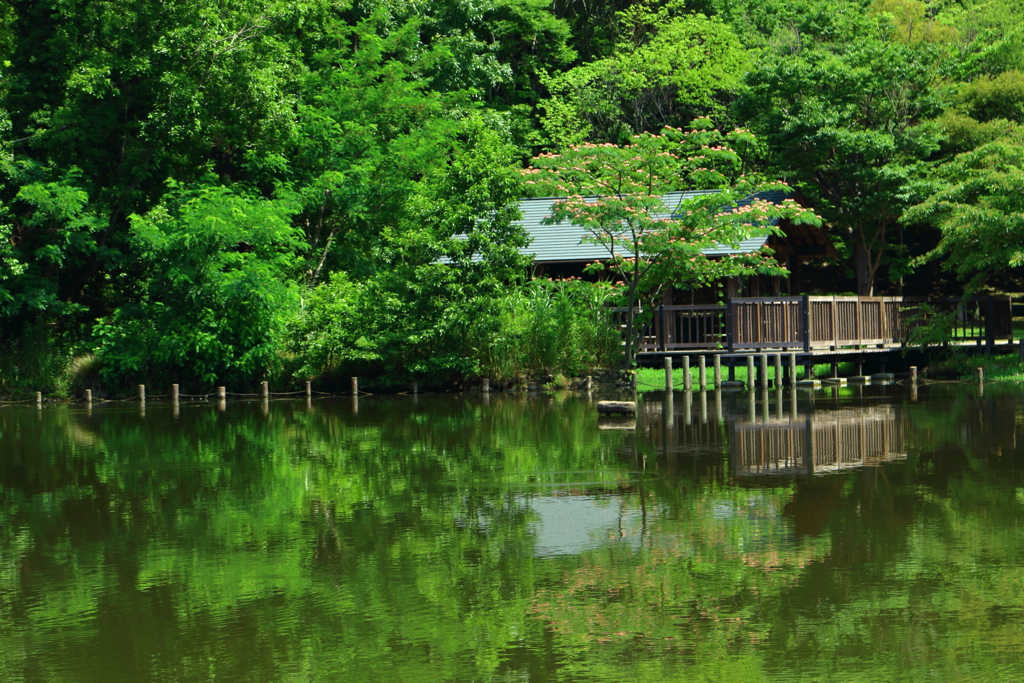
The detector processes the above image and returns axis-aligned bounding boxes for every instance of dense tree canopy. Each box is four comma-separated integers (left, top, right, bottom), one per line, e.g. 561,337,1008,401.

0,0,1022,392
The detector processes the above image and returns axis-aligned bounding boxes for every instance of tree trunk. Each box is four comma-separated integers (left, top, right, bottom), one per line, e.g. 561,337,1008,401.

854,240,874,297
623,299,636,369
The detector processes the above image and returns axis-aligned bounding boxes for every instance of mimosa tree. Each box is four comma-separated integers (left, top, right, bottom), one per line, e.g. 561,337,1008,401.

523,121,821,366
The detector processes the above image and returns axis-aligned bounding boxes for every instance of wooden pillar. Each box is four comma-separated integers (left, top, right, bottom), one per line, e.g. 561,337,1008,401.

261,381,269,399
774,353,782,389
713,355,722,388
138,384,145,401
305,381,312,397
746,356,755,390
789,353,797,385
760,354,769,389
85,389,92,403
664,357,673,392
171,384,179,401
351,377,358,395
683,356,692,392
698,356,707,389
216,386,226,399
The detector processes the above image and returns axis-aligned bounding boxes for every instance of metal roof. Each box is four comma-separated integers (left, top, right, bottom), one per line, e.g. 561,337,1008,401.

517,190,783,263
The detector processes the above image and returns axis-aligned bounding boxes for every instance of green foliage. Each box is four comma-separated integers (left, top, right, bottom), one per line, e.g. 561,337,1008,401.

94,182,303,389
540,9,749,146
290,116,529,385
477,278,621,379
737,19,944,295
907,134,1024,292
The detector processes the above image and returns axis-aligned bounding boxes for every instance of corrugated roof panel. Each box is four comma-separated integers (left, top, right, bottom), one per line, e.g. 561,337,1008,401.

520,190,779,262
441,189,785,264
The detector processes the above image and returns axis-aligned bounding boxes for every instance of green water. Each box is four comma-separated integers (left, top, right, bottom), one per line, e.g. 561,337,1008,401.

1,385,1023,682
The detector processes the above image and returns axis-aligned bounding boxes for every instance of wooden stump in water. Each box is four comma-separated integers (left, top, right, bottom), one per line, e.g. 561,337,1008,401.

597,400,636,415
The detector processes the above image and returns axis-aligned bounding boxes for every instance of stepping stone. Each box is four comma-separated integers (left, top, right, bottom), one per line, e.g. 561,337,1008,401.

596,400,636,414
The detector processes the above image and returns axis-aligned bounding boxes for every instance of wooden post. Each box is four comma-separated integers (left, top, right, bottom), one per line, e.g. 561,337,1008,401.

138,384,145,401
726,299,736,352
482,379,490,394
171,384,179,401
774,353,782,389
412,381,419,394
217,386,226,400
746,356,755,390
683,356,692,392
261,381,269,398
36,391,42,405
585,376,592,391
986,295,996,352
760,354,769,389
664,357,673,392
713,355,722,388
789,353,797,386
802,296,812,353
698,355,707,389
977,367,984,383
85,389,92,403
351,377,358,395
305,381,312,397
910,366,918,383
831,362,838,379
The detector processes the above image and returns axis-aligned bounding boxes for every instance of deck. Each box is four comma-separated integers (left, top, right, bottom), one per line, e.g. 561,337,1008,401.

632,295,1014,363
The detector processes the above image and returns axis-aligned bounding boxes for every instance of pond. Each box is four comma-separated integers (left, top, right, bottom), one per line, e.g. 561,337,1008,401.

1,383,1023,682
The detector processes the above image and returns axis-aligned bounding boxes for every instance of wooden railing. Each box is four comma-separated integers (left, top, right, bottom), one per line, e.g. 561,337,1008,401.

727,297,804,349
795,296,905,351
637,305,727,352
632,295,1014,353
903,295,1014,347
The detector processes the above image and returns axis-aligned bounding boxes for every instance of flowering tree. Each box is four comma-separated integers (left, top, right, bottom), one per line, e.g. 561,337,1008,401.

523,121,821,366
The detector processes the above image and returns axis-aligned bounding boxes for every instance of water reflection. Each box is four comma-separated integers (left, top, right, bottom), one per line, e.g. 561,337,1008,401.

642,389,907,477
0,385,1023,682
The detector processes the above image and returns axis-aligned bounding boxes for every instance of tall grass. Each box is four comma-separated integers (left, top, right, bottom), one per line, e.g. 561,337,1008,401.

0,323,73,398
477,279,621,379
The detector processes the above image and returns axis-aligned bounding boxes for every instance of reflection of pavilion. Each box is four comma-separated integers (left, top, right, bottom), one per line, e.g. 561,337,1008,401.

638,393,907,477
732,406,907,477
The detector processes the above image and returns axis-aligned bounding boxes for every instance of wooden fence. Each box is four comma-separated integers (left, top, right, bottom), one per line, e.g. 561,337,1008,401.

635,295,1011,353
